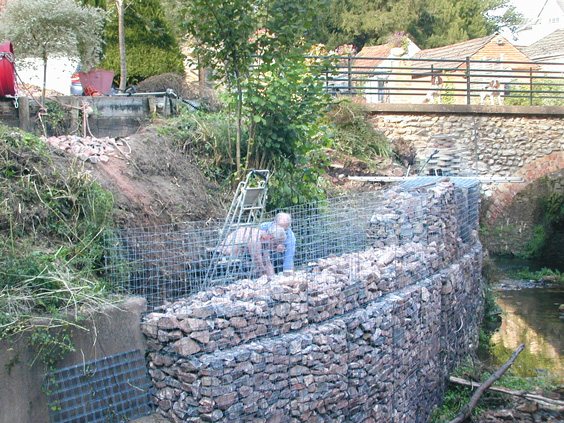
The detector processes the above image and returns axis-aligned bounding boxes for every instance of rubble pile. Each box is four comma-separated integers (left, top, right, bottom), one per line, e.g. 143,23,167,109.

42,135,130,163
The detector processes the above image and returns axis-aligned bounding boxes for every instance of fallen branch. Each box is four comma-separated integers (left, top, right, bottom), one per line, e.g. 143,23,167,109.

450,376,564,412
447,343,525,423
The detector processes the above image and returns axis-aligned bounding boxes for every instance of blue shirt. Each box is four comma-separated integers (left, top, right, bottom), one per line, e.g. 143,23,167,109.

259,221,296,271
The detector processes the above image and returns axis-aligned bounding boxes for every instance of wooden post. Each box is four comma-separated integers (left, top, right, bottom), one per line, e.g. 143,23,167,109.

148,97,156,115
69,97,80,133
18,96,30,132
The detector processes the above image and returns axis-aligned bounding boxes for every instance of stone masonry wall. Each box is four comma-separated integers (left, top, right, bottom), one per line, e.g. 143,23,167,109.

369,113,564,193
141,181,483,423
368,110,564,256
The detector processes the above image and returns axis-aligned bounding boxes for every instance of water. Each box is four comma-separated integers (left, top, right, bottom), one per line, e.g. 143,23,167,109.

488,257,564,383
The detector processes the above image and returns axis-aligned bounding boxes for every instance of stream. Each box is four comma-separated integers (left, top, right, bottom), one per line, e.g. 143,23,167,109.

488,257,564,384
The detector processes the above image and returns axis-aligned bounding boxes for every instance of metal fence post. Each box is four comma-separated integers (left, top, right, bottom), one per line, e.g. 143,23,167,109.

529,67,533,106
348,54,353,94
466,57,471,105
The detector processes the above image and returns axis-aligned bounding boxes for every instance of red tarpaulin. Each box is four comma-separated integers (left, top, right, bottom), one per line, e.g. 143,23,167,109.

0,41,16,97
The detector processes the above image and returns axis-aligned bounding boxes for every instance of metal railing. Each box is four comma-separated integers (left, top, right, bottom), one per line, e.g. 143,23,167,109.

312,55,564,106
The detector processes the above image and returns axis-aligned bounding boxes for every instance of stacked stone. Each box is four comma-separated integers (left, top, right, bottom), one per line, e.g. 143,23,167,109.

143,275,310,357
143,243,441,359
367,188,425,248
367,182,471,269
440,243,484,369
141,181,484,422
370,114,564,182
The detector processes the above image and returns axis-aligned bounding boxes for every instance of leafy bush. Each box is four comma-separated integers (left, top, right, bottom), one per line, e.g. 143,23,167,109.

322,99,391,170
504,78,564,107
159,110,237,182
100,0,184,85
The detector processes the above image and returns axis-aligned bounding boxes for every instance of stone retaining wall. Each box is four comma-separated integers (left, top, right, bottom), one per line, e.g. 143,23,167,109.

369,112,564,186
141,181,483,422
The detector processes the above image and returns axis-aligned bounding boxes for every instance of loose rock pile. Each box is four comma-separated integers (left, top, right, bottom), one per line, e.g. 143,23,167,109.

142,181,484,422
43,135,130,163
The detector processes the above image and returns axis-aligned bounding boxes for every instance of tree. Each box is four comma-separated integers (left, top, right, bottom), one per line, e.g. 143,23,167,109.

100,0,185,86
182,0,330,178
116,0,128,91
183,0,260,176
0,0,106,105
314,0,522,50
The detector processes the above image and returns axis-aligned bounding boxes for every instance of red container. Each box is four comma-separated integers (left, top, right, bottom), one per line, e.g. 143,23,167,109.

0,41,16,97
78,69,114,95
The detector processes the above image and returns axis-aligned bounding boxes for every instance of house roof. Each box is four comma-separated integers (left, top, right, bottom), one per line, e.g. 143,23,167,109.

354,44,394,69
413,34,497,67
539,0,564,17
522,28,564,59
408,34,536,74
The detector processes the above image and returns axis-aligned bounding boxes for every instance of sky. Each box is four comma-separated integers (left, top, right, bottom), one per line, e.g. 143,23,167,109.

509,0,544,18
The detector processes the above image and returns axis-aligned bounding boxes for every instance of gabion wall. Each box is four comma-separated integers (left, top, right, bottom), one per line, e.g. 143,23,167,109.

141,181,483,422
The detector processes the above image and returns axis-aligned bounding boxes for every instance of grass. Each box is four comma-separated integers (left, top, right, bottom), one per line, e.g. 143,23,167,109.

0,125,119,368
508,267,564,284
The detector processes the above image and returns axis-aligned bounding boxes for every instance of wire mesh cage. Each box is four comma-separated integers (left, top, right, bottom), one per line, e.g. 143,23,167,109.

104,179,480,312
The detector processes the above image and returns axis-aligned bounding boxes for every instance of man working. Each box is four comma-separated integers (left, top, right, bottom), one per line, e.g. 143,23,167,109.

259,212,296,273
218,224,286,277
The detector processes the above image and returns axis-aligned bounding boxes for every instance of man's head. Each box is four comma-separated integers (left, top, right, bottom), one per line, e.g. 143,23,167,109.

275,212,291,230
264,224,286,249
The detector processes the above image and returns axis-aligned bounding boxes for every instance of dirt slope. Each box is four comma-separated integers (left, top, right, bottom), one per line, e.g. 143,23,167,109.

72,126,227,228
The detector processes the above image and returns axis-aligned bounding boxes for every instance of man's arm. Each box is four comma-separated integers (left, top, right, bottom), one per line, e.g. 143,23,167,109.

247,232,271,276
263,250,275,276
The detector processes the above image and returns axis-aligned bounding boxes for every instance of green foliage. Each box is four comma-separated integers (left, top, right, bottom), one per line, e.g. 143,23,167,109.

29,325,76,370
508,267,564,284
159,110,237,182
0,125,116,341
100,0,184,85
314,0,522,50
321,99,391,167
267,153,328,210
0,0,106,101
183,0,259,83
40,101,73,137
243,42,332,167
182,0,332,200
159,105,330,209
101,45,184,85
429,384,485,422
546,193,564,225
504,78,564,107
523,225,548,259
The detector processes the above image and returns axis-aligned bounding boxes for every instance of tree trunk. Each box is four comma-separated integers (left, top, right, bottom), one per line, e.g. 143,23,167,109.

235,72,242,177
41,49,48,107
117,0,127,91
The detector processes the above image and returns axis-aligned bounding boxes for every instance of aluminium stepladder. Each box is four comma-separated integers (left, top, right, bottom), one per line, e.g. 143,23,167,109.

206,170,271,285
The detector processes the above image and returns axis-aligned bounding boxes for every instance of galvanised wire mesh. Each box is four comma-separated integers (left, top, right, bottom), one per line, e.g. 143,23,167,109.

44,349,153,423
104,178,480,312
